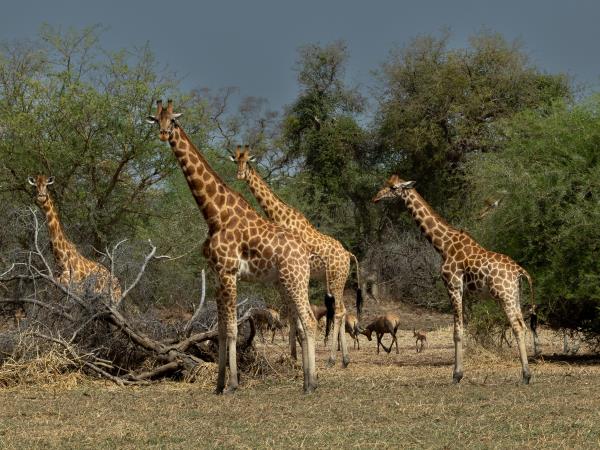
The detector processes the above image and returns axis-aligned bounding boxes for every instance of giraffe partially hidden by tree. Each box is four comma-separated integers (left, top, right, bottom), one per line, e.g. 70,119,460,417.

28,175,122,305
373,175,537,384
232,146,363,368
146,100,318,394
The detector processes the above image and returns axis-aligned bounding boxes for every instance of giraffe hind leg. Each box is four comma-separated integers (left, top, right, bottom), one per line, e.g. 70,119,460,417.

498,284,531,384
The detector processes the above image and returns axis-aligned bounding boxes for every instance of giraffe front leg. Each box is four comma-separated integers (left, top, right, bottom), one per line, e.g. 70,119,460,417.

220,273,239,395
446,282,465,384
295,317,310,391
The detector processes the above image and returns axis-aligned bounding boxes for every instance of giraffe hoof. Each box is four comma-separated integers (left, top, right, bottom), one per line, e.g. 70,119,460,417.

223,385,238,395
326,357,336,367
342,356,350,368
452,371,463,384
303,383,317,394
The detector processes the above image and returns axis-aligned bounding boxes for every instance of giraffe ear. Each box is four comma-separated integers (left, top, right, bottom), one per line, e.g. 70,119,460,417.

46,176,55,185
249,155,256,162
146,116,157,124
401,180,416,189
229,155,236,162
171,113,183,119
27,176,36,186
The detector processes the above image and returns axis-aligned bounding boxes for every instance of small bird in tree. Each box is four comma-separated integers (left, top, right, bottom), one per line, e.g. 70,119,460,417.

477,197,503,220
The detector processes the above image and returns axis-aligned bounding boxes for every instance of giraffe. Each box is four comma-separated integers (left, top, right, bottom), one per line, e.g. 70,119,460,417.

146,100,318,394
28,175,122,305
373,175,536,384
231,145,363,367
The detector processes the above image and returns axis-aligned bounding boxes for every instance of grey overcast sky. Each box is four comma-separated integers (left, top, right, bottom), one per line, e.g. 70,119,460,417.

2,0,600,111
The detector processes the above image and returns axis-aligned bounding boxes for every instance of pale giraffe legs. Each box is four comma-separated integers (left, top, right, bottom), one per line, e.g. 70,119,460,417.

326,276,350,368
290,305,317,393
498,287,531,384
280,275,317,393
446,280,465,384
215,273,239,395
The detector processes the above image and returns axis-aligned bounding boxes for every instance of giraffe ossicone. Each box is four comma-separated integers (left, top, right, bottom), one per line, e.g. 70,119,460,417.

373,174,537,384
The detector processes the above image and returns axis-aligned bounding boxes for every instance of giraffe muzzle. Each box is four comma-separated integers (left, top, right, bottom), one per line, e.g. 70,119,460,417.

159,130,171,141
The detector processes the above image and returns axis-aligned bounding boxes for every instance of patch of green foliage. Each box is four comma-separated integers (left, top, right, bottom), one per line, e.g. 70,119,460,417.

467,97,600,335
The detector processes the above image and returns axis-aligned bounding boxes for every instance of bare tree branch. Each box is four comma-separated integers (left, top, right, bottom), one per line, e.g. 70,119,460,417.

184,269,206,336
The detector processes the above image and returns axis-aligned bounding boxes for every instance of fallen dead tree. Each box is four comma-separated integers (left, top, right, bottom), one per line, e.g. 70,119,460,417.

0,209,257,386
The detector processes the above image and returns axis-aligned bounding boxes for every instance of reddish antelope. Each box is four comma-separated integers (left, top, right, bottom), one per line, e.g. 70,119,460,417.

362,313,401,354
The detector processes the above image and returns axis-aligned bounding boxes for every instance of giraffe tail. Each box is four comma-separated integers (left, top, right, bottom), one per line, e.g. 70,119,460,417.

310,253,335,338
324,292,335,338
350,253,363,319
520,268,537,333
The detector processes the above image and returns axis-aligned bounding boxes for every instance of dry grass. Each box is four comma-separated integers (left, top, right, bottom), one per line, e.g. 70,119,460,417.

0,300,599,449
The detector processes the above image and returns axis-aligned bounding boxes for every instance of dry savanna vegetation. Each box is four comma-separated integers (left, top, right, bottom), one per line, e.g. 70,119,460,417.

0,297,598,449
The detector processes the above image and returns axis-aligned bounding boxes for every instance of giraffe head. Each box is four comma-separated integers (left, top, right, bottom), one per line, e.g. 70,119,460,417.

27,175,55,205
372,175,416,203
230,145,256,180
146,99,183,141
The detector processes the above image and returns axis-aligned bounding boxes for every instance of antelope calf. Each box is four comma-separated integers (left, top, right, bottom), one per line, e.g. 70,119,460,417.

266,307,285,343
310,304,328,325
413,328,427,353
345,312,361,350
361,313,401,354
14,307,26,328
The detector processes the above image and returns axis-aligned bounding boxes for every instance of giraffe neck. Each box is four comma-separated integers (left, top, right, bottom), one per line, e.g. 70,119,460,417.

168,126,252,232
39,195,72,271
402,190,454,255
245,166,295,223
246,165,314,230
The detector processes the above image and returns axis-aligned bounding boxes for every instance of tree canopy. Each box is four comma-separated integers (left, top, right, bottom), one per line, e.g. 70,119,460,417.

467,97,600,335
375,30,571,213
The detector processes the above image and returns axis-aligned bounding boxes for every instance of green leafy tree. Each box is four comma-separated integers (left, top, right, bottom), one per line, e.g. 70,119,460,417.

0,25,181,249
281,41,376,251
375,29,571,215
0,26,218,307
467,96,600,337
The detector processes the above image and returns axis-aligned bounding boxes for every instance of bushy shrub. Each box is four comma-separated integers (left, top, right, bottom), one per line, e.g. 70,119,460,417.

467,96,600,338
